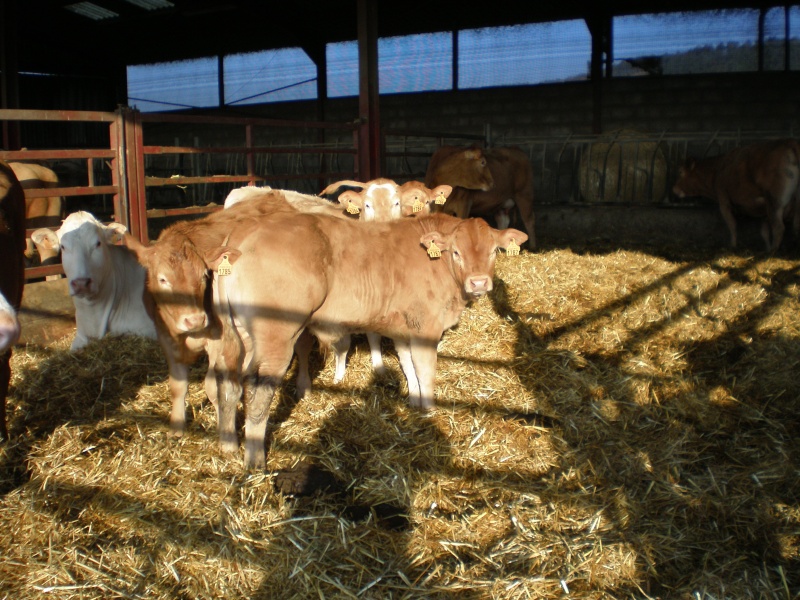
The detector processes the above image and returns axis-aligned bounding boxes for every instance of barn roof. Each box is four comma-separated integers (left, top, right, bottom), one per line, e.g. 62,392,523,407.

12,0,779,76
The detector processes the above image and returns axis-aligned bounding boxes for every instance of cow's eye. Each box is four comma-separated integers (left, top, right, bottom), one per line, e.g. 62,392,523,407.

157,275,171,288
95,240,101,248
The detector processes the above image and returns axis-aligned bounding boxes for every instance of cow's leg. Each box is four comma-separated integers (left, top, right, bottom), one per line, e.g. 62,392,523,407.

717,195,738,248
332,335,351,384
293,329,314,400
167,358,190,436
0,353,10,441
394,338,420,403
242,339,295,469
408,336,439,410
767,206,786,252
366,332,387,376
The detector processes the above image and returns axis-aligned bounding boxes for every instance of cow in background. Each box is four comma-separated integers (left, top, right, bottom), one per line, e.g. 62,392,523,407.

424,145,536,248
47,211,157,351
672,139,800,251
8,162,63,267
0,160,27,440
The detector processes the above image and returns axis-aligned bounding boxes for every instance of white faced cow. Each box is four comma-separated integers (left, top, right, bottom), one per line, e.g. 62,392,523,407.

53,211,157,350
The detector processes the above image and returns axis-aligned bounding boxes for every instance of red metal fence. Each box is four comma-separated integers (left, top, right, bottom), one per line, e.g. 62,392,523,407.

0,108,359,280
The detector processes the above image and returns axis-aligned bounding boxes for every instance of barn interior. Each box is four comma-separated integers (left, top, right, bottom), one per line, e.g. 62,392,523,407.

2,3,800,598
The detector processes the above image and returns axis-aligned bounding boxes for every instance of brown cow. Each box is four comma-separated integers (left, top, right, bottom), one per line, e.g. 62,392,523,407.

8,162,63,265
672,139,800,251
123,193,303,452
424,145,536,248
0,160,27,440
236,180,452,386
134,200,527,469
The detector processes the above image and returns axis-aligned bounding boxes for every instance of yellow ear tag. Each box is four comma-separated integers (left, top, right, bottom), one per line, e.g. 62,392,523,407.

413,198,425,213
217,254,233,276
506,239,520,257
346,201,360,215
435,193,447,205
427,241,442,258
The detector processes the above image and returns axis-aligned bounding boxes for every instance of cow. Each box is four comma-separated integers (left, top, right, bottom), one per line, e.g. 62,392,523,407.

8,162,63,266
224,181,455,385
122,195,300,448
49,211,158,351
133,199,527,469
424,145,536,248
0,160,27,440
672,139,800,252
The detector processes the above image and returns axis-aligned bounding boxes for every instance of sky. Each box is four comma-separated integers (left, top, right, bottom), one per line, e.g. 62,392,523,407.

127,7,800,112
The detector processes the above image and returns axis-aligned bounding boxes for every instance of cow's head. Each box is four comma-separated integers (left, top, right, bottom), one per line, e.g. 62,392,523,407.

336,178,402,222
672,158,701,198
124,231,241,337
398,181,452,217
55,211,127,299
435,148,494,192
420,217,527,299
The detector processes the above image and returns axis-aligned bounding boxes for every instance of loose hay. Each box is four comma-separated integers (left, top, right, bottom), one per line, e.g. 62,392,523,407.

1,243,799,599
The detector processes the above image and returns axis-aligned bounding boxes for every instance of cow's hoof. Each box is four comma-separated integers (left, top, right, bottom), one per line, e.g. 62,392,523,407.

219,434,238,454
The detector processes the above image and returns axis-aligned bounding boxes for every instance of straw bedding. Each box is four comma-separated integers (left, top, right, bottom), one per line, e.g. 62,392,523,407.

1,241,799,599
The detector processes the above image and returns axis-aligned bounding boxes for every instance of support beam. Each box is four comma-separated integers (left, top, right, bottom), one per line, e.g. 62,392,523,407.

0,0,21,149
357,0,380,180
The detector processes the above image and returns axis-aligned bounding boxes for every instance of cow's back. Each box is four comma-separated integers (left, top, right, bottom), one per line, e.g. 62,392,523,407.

714,139,800,216
309,213,465,340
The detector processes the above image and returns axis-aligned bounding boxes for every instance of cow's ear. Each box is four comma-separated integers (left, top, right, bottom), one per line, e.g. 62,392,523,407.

495,228,528,251
104,222,128,244
31,228,60,252
205,246,242,270
431,184,452,201
320,180,365,197
420,231,451,255
337,190,363,215
464,149,482,160
120,232,150,262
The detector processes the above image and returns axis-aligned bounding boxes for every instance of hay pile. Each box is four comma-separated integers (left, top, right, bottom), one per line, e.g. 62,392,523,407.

1,242,799,599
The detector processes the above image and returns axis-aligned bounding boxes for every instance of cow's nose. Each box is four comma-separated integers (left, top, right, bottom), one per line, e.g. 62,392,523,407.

0,314,20,352
467,276,492,296
181,312,207,332
70,278,92,295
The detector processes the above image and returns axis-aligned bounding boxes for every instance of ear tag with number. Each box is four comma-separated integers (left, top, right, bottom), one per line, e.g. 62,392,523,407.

413,198,425,213
346,201,360,215
217,254,233,276
506,239,520,257
435,193,447,205
427,241,442,258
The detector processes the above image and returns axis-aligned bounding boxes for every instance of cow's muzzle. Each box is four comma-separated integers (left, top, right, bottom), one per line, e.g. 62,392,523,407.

465,275,493,298
0,312,20,352
70,277,93,297
177,311,208,333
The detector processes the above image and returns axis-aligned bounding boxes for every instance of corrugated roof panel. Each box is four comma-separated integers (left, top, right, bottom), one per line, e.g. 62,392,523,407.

64,2,119,20
122,0,175,10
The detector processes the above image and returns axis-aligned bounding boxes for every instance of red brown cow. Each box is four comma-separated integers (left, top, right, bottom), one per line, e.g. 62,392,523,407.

0,160,27,440
123,193,301,452
135,199,526,469
672,139,800,251
424,145,536,248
